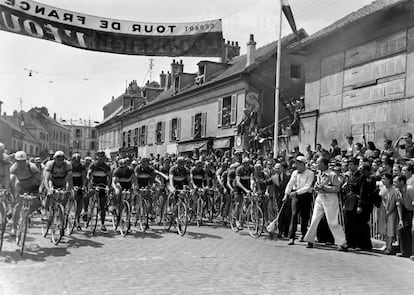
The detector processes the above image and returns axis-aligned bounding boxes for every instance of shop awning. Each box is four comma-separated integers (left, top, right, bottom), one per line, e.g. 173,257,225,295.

177,140,208,153
213,138,231,149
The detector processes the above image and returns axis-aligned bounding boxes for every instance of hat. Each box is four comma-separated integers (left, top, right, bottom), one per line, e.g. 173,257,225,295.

295,156,307,163
177,156,185,162
53,151,65,158
242,157,250,164
15,151,27,161
34,157,42,163
48,149,55,155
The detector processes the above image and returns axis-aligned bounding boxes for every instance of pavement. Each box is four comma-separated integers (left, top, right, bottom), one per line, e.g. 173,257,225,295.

0,217,414,295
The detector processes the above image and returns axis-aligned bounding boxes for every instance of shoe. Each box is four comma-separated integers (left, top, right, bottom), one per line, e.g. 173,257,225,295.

288,239,294,245
100,225,108,233
383,249,391,255
396,253,408,258
299,236,305,242
306,242,314,248
354,247,362,251
337,245,348,252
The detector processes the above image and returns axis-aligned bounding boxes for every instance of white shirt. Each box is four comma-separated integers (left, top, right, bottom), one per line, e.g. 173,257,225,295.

285,169,314,196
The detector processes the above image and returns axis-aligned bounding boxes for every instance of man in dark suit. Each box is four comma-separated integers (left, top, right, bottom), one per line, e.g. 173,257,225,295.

268,162,290,237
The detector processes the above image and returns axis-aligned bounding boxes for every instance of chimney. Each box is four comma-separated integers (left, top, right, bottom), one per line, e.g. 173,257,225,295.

221,39,241,63
246,34,256,67
171,59,184,76
166,71,172,90
160,71,166,89
53,113,56,120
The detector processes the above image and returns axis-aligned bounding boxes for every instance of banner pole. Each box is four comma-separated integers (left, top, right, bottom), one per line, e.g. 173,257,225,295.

273,1,283,157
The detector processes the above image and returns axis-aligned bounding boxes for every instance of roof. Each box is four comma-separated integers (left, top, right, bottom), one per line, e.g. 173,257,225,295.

291,0,410,50
143,29,307,108
96,105,123,127
59,118,99,127
21,128,39,144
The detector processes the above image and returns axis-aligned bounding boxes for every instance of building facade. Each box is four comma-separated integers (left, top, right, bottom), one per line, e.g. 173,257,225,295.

59,118,99,158
294,0,414,150
97,32,307,158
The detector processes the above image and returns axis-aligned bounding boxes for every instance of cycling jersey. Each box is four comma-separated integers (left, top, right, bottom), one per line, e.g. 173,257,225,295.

114,166,134,190
0,153,11,187
227,169,236,189
205,169,215,188
89,161,110,185
236,165,254,191
45,160,72,188
135,165,155,188
254,171,268,192
72,163,85,187
191,167,205,187
169,165,189,189
10,162,41,192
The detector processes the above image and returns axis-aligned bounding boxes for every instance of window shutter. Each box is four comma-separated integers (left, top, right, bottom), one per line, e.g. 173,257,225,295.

161,122,165,143
230,94,237,125
217,98,223,127
191,115,195,138
169,119,172,142
177,118,181,141
144,126,148,145
201,112,207,137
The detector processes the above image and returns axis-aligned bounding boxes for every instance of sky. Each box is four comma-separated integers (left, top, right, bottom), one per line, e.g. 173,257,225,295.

0,0,374,122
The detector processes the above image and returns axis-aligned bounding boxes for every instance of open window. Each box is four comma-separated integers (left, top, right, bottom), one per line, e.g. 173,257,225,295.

169,117,181,142
218,94,237,127
156,121,165,144
191,112,207,139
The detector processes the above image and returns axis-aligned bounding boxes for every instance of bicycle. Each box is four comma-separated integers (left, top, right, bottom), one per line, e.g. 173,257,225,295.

41,189,67,245
15,194,38,255
65,186,81,236
0,189,12,252
164,187,190,236
134,187,153,232
85,184,108,236
117,189,132,236
194,188,207,227
229,192,265,238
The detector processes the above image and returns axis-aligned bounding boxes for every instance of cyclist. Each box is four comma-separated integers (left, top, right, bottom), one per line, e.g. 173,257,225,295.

71,153,87,230
169,157,191,193
190,160,207,213
111,158,135,217
0,143,11,190
134,157,156,220
9,151,42,235
216,161,229,220
253,162,270,224
235,158,255,229
87,151,111,232
84,156,92,170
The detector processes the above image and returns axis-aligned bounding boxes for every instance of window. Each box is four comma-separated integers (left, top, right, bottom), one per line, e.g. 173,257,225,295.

290,64,301,79
155,122,165,144
191,113,207,139
139,126,147,146
127,130,131,147
169,118,181,142
91,130,96,139
122,131,126,148
75,128,82,138
29,145,33,155
134,128,139,146
35,146,39,155
218,94,237,127
90,141,96,150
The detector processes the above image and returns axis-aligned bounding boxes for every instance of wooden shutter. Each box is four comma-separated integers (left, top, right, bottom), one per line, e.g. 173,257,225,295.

217,98,223,127
144,126,148,145
169,119,172,142
177,118,181,141
201,112,207,137
191,115,195,138
161,122,165,143
230,94,237,124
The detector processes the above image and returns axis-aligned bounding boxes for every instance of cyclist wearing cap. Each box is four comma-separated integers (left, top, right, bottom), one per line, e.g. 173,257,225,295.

204,161,217,190
0,142,11,190
9,151,42,235
169,157,191,192
44,151,73,193
71,153,87,230
113,158,135,193
190,160,206,189
84,156,92,170
87,151,111,232
134,158,155,189
234,158,255,229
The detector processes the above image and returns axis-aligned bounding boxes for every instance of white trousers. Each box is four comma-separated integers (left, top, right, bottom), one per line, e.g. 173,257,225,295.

304,193,346,246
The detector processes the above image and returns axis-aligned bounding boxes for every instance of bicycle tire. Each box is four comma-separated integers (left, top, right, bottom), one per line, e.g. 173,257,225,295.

196,197,203,227
90,199,99,236
176,201,188,236
246,204,264,238
51,204,65,245
137,199,147,232
110,208,119,232
66,199,77,236
19,213,29,256
16,208,27,245
229,200,239,232
0,201,7,252
119,202,131,237
162,198,172,231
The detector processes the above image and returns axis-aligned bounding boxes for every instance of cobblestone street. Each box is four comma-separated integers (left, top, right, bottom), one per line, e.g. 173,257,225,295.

1,219,413,295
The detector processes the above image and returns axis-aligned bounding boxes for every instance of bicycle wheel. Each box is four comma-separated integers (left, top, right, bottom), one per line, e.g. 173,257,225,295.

51,205,65,245
162,198,172,231
176,201,188,236
196,198,203,227
246,204,264,238
66,199,77,236
110,208,119,232
16,211,29,256
137,199,148,232
229,200,239,232
119,202,131,237
207,196,214,222
90,199,99,236
0,202,7,252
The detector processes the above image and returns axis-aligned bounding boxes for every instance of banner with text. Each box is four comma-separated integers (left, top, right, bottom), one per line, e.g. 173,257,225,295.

0,0,224,57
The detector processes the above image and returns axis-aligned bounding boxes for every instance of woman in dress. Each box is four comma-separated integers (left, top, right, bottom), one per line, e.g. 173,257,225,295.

378,173,399,254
